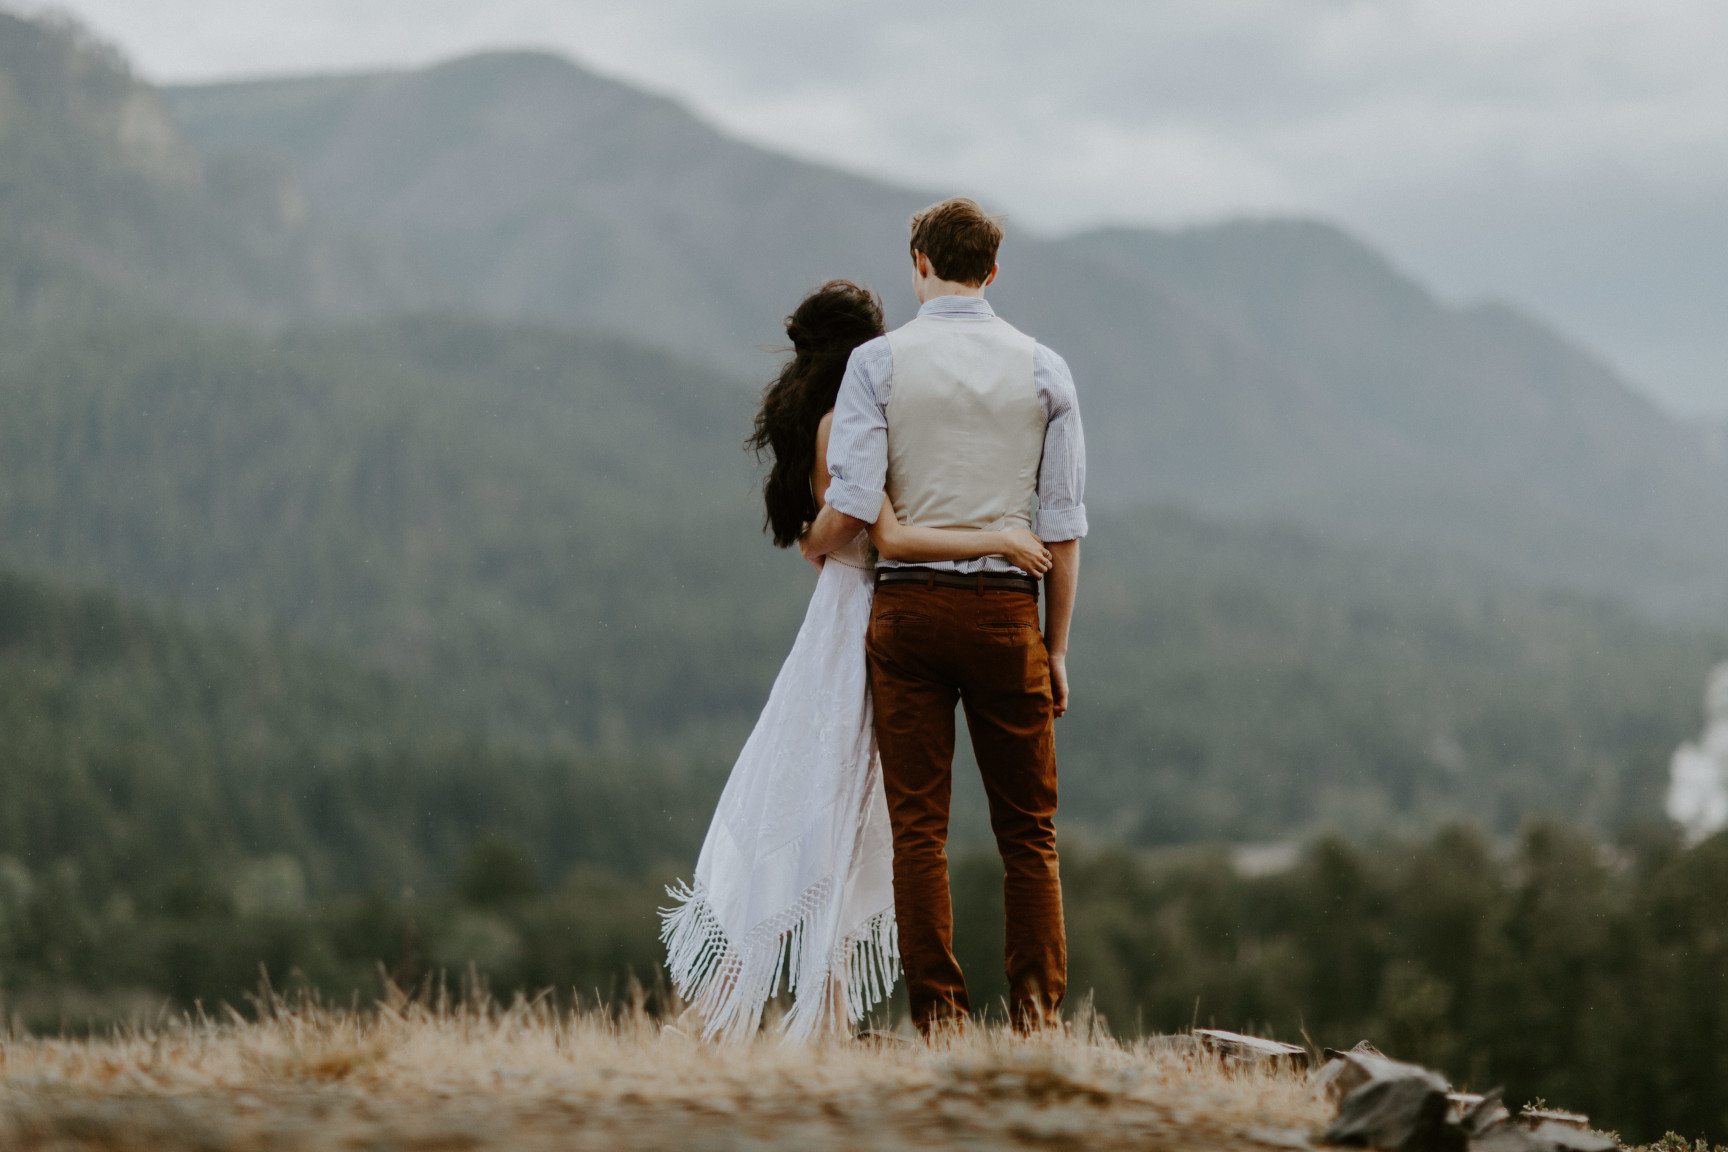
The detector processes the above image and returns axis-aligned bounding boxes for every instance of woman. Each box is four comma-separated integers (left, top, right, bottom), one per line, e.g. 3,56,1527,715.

661,281,1050,1041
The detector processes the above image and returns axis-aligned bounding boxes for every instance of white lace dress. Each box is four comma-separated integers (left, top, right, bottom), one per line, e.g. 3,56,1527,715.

661,532,898,1041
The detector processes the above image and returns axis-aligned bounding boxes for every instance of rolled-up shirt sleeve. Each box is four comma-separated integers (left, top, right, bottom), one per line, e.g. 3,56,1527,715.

1034,343,1088,541
823,336,894,524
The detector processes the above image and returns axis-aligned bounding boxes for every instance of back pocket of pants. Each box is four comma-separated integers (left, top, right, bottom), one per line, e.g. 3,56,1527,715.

873,611,931,644
978,619,1036,645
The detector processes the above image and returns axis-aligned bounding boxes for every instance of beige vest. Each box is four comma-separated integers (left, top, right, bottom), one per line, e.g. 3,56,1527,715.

884,313,1045,531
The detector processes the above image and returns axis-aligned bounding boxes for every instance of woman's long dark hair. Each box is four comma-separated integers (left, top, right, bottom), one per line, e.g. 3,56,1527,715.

748,280,885,547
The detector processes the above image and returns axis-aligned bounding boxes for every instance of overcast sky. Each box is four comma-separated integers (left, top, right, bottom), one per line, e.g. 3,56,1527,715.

44,0,1728,414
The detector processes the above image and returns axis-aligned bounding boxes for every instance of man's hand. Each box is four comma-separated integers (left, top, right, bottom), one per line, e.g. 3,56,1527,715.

1042,539,1079,720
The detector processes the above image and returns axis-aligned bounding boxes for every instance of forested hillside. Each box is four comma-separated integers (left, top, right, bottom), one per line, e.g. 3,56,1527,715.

0,564,711,901
1069,506,1721,842
0,315,784,747
0,315,1715,844
0,560,702,1020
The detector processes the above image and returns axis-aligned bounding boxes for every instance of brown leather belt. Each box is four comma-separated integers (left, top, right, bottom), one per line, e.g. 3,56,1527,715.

875,566,1039,598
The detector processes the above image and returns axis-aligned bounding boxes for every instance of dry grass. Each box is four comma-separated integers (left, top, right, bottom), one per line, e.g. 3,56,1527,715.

0,986,1331,1151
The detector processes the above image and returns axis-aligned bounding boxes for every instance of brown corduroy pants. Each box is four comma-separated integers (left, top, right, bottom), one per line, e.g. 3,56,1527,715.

866,582,1066,1032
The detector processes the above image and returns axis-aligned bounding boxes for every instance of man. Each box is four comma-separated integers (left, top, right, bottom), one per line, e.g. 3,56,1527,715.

801,197,1087,1032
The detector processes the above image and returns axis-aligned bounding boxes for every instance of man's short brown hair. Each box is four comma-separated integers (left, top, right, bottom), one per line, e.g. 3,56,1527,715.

908,198,1004,287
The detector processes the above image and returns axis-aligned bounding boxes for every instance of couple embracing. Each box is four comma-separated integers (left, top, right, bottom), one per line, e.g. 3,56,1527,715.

662,198,1087,1041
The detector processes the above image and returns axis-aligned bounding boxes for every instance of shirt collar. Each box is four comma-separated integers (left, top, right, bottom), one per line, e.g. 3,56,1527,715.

916,295,996,319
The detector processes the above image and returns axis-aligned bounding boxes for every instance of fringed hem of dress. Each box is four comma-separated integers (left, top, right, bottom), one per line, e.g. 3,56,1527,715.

660,877,899,1042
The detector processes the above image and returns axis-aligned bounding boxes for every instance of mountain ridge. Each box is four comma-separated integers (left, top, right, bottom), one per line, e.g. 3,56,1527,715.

161,49,1728,614
167,51,935,363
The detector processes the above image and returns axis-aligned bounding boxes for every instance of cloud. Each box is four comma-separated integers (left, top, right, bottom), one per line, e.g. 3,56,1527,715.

49,0,1728,411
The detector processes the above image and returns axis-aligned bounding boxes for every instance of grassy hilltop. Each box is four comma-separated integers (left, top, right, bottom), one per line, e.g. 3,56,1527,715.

0,1001,1332,1152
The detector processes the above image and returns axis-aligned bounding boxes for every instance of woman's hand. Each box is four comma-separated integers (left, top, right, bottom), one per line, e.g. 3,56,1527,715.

798,529,826,572
868,496,1054,573
998,529,1053,576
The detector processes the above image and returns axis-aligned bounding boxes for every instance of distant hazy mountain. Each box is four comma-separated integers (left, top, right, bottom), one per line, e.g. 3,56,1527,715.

1019,223,1728,608
166,53,929,369
0,12,402,326
166,52,1728,613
